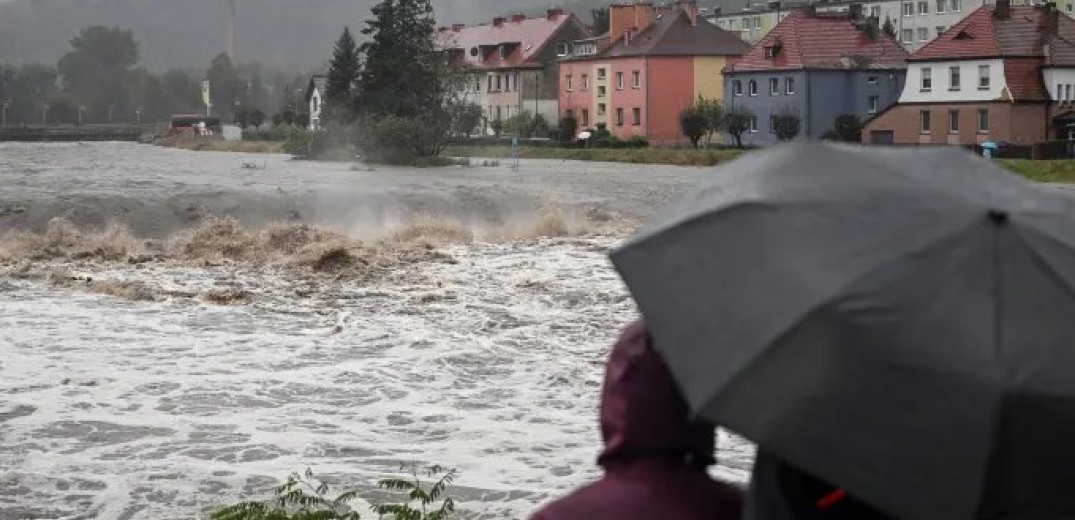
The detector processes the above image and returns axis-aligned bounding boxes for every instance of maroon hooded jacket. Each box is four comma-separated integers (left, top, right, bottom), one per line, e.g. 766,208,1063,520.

529,321,743,520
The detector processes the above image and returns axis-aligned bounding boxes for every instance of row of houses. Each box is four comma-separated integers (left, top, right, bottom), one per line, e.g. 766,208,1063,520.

307,0,1075,150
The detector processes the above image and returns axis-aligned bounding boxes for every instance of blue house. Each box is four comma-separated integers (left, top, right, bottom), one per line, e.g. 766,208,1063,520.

722,6,908,145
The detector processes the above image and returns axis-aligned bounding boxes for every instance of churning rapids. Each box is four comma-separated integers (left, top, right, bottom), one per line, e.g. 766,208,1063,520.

0,143,755,520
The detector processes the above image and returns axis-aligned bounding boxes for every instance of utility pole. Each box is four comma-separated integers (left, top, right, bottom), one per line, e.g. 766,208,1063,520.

78,105,84,126
136,107,142,125
41,102,48,125
1,100,8,127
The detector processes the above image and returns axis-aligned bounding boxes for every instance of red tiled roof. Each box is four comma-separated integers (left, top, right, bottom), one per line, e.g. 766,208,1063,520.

1004,57,1047,100
725,9,907,72
911,4,1075,62
600,10,750,58
437,12,584,70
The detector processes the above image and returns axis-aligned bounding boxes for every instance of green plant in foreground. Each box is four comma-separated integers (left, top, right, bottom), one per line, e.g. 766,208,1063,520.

211,466,456,520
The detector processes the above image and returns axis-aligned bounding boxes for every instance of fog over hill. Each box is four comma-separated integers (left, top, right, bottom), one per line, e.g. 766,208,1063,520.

0,0,632,71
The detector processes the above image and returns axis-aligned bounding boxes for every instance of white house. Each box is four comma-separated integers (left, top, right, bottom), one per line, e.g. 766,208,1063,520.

305,75,327,131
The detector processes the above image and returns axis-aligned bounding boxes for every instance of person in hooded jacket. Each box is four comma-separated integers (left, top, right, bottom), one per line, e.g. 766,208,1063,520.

529,321,743,520
744,450,897,520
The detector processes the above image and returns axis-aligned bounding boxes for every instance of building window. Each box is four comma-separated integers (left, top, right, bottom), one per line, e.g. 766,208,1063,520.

582,74,589,90
749,116,758,133
565,109,574,120
868,95,879,113
921,67,932,91
920,110,931,133
868,75,878,85
632,107,641,126
597,68,607,79
749,79,758,96
557,43,569,56
582,109,589,126
936,26,946,37
936,0,946,12
566,75,573,91
733,79,743,96
598,103,606,115
1060,83,1066,101
918,27,929,41
902,29,914,43
769,77,779,95
616,107,624,126
496,74,502,91
487,76,493,91
786,77,795,94
632,71,641,88
903,2,914,16
918,1,928,14
616,71,624,90
1067,84,1072,101
977,109,989,133
952,0,962,11
949,66,961,90
978,65,990,90
870,5,881,17
949,109,959,134
496,105,502,120
769,116,777,133
764,46,778,59
598,85,607,97
1068,2,1073,12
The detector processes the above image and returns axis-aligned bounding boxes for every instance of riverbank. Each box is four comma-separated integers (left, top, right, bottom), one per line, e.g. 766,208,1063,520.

447,145,1075,183
154,136,288,154
445,145,745,167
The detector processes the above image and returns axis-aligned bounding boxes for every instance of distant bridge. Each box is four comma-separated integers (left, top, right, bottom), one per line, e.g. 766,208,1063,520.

0,125,158,142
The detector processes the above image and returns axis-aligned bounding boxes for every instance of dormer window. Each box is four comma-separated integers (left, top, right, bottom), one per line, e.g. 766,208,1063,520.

764,46,778,58
557,43,569,56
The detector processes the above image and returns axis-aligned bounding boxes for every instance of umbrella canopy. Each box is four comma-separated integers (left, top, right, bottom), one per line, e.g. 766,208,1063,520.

578,131,593,140
610,142,1075,520
981,141,999,149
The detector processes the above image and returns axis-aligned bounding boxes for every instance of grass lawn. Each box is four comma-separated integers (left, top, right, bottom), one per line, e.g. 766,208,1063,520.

444,145,745,167
999,159,1075,183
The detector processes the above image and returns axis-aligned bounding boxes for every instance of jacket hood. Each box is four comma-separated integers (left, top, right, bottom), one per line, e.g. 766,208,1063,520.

597,320,716,467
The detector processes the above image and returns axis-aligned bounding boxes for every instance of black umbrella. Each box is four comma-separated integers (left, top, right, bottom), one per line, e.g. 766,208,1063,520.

610,142,1075,520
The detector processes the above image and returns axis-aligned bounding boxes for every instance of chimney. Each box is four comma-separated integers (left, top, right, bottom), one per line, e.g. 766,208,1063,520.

1044,1,1060,34
679,0,701,25
452,23,465,32
493,16,506,27
849,3,863,20
994,0,1011,18
610,3,656,40
547,8,565,20
511,13,526,23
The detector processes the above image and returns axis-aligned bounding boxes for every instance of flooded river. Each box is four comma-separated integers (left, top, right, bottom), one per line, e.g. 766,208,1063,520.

0,143,754,519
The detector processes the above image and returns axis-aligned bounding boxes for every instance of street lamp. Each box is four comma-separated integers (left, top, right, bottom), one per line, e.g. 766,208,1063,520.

1,100,9,127
136,107,142,125
78,105,85,126
41,102,49,125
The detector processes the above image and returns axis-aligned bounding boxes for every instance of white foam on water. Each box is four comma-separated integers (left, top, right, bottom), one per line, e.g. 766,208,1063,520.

1,237,754,520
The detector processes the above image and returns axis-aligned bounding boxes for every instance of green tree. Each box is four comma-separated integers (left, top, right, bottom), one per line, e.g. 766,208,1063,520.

356,0,439,120
591,7,610,35
830,114,864,142
7,64,59,124
882,16,897,38
772,108,801,141
325,27,360,122
450,102,482,137
723,105,754,148
57,26,139,123
695,96,724,144
206,53,241,119
679,105,707,148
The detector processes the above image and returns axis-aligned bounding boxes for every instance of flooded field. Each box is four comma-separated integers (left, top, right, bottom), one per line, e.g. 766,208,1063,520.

0,143,753,519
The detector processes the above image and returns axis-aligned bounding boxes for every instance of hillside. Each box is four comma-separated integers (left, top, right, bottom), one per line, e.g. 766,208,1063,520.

0,0,615,71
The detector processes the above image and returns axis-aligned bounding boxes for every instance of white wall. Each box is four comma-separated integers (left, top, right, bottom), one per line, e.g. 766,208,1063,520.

1043,67,1075,101
899,59,1006,103
308,90,322,131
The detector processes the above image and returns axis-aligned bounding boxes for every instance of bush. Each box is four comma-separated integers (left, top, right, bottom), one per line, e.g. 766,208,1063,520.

679,105,707,148
489,119,504,136
830,114,864,142
557,116,578,143
772,109,801,141
242,124,309,142
211,466,457,520
503,111,534,137
531,114,550,139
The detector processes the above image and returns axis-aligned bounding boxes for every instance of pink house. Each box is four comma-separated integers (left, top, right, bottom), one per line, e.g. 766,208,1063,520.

559,1,749,144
